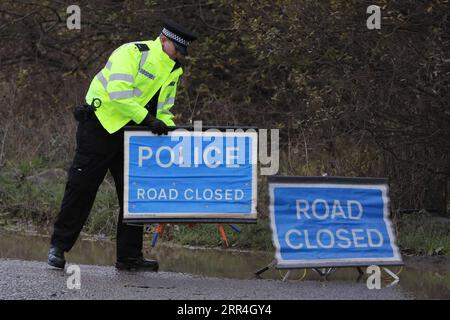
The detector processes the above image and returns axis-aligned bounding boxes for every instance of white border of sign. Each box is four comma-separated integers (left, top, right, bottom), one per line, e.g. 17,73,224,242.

269,180,403,268
124,130,258,221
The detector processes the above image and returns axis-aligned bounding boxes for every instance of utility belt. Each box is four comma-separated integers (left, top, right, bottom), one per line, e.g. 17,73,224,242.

73,98,137,132
73,98,102,122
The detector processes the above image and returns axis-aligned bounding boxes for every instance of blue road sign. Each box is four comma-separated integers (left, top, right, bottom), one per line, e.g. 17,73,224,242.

269,177,403,268
124,129,258,222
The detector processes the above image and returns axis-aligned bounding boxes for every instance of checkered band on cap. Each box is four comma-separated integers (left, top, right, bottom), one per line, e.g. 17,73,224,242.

162,28,190,46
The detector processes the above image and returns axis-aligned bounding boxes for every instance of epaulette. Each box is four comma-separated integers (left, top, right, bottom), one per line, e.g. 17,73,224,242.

134,43,149,52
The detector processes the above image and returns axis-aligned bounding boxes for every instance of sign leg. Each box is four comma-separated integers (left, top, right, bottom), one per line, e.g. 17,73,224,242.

254,260,277,278
356,266,365,282
282,270,291,282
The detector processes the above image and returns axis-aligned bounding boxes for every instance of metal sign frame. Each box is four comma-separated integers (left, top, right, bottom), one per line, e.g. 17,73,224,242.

123,126,258,224
268,176,403,269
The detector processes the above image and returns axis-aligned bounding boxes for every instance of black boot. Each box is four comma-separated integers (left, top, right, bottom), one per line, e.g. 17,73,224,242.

115,257,159,272
48,245,66,269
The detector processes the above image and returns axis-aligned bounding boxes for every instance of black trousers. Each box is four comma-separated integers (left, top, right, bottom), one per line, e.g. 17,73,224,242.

51,117,143,260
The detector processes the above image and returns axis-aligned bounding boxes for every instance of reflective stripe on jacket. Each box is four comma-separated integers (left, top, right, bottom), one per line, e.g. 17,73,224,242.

85,38,182,133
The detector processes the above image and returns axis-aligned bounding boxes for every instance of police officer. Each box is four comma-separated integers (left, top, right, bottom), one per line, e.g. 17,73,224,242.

48,20,198,271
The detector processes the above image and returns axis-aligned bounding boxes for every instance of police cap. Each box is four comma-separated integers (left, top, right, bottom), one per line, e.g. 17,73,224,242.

161,19,198,56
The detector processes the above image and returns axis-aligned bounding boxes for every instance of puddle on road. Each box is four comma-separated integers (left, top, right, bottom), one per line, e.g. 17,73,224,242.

0,229,448,299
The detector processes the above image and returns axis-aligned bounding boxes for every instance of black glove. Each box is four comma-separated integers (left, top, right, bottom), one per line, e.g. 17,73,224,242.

142,113,169,135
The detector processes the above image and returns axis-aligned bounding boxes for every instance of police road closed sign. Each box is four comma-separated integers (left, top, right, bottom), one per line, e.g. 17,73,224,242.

124,129,257,222
269,177,402,268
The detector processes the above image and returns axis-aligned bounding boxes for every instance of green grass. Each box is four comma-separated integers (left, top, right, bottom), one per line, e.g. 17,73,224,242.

84,177,119,237
0,167,63,226
396,211,450,256
160,220,274,251
0,160,119,236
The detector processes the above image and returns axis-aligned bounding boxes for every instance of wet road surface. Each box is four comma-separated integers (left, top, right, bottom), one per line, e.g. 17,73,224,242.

0,259,408,300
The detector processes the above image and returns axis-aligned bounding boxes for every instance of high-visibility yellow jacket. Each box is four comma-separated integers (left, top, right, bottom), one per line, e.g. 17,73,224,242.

85,38,182,134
